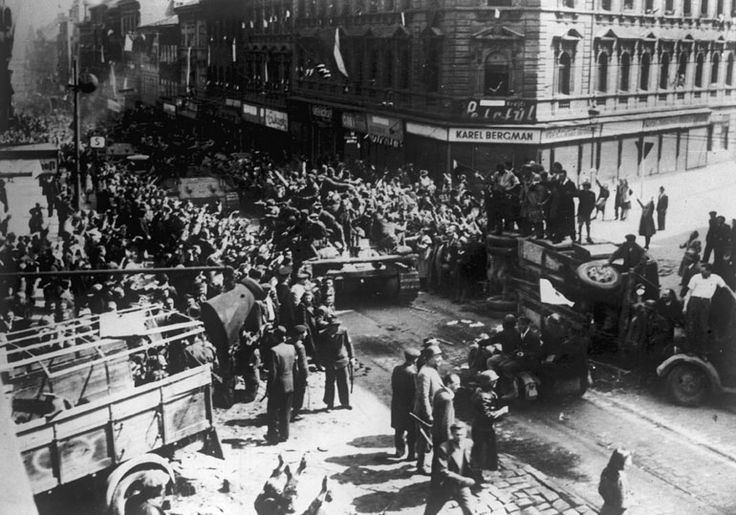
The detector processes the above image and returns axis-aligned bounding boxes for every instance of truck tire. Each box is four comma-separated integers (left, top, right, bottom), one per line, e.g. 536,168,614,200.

109,467,172,515
666,364,710,407
576,260,622,291
486,234,518,248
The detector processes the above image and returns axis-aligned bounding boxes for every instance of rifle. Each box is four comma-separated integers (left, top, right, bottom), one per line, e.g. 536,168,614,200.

348,359,355,394
409,412,433,450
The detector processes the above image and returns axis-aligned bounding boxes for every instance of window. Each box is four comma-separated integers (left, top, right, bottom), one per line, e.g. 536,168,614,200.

558,51,571,94
384,48,394,87
385,0,396,10
369,47,379,83
711,52,720,84
717,0,724,15
726,53,734,85
659,52,670,89
665,0,674,12
684,0,692,15
425,38,441,92
645,0,654,12
677,51,688,87
597,52,608,92
640,52,651,90
399,42,410,89
701,0,709,15
623,0,633,9
600,0,611,10
369,0,378,12
563,0,575,7
695,53,704,86
484,53,510,96
620,52,631,91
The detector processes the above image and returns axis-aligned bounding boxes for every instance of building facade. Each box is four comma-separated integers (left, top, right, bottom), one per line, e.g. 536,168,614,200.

75,0,736,179
0,3,12,130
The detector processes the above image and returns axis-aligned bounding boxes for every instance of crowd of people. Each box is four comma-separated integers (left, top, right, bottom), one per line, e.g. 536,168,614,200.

0,111,72,146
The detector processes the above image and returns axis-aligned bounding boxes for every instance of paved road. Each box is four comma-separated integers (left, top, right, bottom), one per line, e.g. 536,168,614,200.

343,292,736,515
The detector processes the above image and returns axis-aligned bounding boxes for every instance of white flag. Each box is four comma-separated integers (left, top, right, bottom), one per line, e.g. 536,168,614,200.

232,38,236,62
124,33,133,52
109,62,118,96
333,28,348,78
186,46,192,89
539,279,575,307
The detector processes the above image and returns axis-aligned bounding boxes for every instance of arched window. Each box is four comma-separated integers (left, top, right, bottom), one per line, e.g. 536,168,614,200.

659,52,670,89
484,52,510,96
695,53,704,87
711,52,720,84
677,51,688,87
558,51,571,95
726,53,734,86
620,52,631,91
640,52,651,90
597,52,608,92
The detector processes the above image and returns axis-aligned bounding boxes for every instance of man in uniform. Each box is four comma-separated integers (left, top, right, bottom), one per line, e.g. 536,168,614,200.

265,326,297,444
424,422,479,515
391,348,419,460
319,312,354,410
413,344,443,475
290,325,310,422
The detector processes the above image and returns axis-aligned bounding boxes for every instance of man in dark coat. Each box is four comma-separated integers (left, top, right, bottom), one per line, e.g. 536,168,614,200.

290,325,310,422
318,313,354,410
607,234,648,270
703,211,718,263
424,422,480,515
656,186,668,231
556,170,577,243
637,197,657,250
576,181,596,244
265,326,297,444
391,348,419,459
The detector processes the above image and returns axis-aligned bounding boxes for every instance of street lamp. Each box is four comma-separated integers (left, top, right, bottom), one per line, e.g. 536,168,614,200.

588,108,601,182
68,59,97,208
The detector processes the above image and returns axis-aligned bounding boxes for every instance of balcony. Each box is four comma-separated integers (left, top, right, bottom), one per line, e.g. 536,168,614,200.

203,82,289,109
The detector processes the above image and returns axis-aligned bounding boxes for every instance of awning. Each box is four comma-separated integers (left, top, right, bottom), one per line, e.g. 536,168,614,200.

555,28,584,41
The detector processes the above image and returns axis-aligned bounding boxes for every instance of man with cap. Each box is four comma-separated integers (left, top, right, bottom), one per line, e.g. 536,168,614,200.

703,211,718,263
318,312,355,410
290,325,311,422
431,373,462,481
413,344,443,475
682,263,728,354
265,326,297,444
391,348,420,460
471,369,507,473
424,421,480,515
607,234,648,270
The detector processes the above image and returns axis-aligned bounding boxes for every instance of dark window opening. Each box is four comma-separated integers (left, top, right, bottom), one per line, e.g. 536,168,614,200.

684,0,692,15
597,52,608,92
558,51,571,95
695,53,704,86
640,53,650,90
659,52,670,89
726,53,734,85
620,53,630,91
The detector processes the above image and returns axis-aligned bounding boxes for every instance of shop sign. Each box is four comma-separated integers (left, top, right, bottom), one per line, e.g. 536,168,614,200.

241,103,261,124
264,108,289,132
643,112,710,130
89,136,106,149
344,131,358,144
184,100,198,112
310,104,333,122
406,122,448,142
449,127,540,144
225,98,242,108
163,103,176,116
107,99,122,113
366,115,404,145
540,124,601,144
342,111,367,132
462,99,537,124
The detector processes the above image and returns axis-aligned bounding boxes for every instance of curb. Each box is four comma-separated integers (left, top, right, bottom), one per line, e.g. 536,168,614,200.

586,389,736,466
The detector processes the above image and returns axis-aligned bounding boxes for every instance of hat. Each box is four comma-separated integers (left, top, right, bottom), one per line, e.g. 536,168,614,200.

625,234,636,241
278,265,292,276
644,299,657,309
294,324,308,334
403,348,421,359
276,325,287,337
418,235,432,247
477,369,499,385
424,345,442,357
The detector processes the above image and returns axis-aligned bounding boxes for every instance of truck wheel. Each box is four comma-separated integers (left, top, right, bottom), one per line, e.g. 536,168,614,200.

109,468,171,515
576,260,622,291
667,364,709,406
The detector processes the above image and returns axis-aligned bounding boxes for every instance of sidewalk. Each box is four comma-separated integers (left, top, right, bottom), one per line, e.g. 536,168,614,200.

167,373,598,515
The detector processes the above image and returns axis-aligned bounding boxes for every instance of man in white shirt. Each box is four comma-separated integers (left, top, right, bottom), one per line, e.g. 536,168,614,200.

682,264,728,353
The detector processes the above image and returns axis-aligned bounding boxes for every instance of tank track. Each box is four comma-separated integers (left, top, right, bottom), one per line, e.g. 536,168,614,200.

397,270,420,304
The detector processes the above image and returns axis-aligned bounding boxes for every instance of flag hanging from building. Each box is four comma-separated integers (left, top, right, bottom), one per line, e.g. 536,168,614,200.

207,44,211,66
186,47,192,90
124,33,133,52
109,62,118,97
333,28,348,78
100,44,105,63
263,56,269,83
232,38,236,62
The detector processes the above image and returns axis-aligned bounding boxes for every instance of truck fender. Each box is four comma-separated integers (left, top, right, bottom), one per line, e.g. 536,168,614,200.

105,453,175,509
656,354,723,392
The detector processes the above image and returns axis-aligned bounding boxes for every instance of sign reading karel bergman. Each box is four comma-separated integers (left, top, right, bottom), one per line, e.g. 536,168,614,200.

449,128,540,144
462,99,537,123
